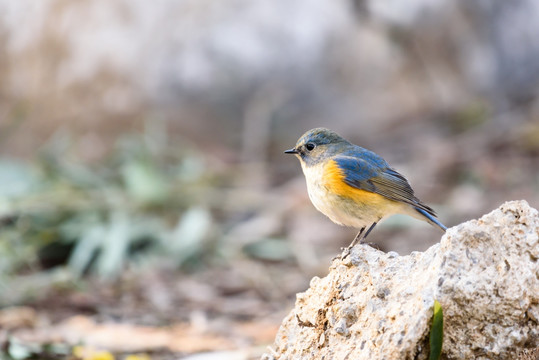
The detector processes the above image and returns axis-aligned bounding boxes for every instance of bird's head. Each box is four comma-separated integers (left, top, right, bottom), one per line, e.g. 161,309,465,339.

284,128,350,166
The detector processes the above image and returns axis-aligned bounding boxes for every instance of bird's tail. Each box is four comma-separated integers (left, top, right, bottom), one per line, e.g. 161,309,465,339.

414,207,447,232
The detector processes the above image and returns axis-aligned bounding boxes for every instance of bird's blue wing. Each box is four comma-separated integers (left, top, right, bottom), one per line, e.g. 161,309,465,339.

334,156,378,193
334,153,432,213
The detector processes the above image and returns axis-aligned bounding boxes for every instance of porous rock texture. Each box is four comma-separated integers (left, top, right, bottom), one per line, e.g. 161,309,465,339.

263,200,539,359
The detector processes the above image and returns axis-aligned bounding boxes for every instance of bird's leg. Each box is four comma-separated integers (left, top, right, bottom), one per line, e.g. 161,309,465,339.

361,222,378,244
340,222,378,260
349,226,366,249
339,226,365,259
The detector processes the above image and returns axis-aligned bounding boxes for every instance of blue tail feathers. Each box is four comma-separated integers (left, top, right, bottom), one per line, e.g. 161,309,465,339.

415,207,447,231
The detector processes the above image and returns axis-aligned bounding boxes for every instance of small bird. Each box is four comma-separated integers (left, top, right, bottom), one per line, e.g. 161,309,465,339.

285,127,446,252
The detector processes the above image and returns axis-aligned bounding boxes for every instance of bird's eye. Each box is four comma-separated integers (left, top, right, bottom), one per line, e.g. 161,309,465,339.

305,143,315,151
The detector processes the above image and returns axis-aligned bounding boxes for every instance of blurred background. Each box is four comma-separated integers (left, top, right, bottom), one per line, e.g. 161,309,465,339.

1,0,538,359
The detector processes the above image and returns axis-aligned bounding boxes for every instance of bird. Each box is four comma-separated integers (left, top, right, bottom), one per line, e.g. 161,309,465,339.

285,127,446,253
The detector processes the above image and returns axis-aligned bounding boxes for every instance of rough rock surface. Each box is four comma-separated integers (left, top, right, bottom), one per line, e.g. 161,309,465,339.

263,200,539,360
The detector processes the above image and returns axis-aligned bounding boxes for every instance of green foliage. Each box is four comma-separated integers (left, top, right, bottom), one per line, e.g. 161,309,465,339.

451,100,488,134
429,300,444,360
243,238,294,261
0,129,215,283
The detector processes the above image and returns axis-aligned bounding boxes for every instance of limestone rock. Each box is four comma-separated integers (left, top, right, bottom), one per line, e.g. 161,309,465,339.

263,200,539,359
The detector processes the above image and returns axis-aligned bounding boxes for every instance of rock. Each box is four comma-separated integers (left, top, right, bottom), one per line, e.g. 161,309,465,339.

263,200,539,359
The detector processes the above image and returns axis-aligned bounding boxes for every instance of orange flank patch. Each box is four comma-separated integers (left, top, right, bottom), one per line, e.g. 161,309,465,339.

323,160,389,208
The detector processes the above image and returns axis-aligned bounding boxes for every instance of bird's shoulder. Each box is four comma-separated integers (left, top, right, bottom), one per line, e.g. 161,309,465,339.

331,146,389,182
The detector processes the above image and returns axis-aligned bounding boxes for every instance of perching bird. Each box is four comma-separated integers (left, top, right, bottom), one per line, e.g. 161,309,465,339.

285,127,446,251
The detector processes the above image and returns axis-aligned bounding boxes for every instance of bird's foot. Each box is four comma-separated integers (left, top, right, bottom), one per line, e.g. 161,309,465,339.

334,245,353,261
341,247,351,259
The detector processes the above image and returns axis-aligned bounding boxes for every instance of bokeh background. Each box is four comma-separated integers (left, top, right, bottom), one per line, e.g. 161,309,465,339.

1,1,538,359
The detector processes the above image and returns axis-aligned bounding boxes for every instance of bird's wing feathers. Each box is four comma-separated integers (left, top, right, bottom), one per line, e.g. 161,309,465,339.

334,155,380,189
335,155,437,216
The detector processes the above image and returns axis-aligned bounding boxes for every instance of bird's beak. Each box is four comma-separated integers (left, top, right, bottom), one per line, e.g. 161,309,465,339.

284,148,298,154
